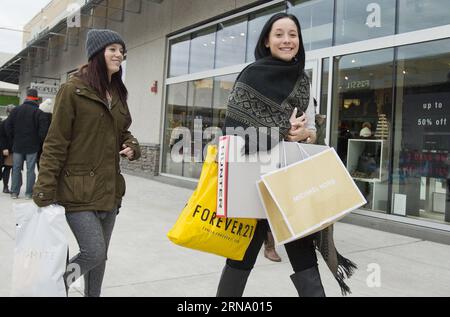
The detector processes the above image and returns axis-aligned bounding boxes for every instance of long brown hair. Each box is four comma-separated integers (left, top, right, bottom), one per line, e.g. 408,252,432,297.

76,48,128,106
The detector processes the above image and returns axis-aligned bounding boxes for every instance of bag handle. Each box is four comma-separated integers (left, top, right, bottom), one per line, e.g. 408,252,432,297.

281,142,310,167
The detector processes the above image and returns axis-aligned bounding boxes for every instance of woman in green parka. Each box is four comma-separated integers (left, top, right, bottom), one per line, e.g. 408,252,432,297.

33,29,141,297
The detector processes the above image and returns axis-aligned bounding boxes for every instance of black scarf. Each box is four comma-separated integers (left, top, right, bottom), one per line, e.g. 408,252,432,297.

224,56,310,152
224,56,357,296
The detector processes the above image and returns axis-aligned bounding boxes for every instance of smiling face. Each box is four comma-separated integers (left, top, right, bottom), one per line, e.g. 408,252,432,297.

265,17,300,62
104,43,124,79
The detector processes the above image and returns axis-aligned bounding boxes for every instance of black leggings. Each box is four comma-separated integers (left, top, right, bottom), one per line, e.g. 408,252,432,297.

226,219,317,273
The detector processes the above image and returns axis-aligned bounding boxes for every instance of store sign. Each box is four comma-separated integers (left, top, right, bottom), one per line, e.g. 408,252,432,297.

30,83,59,99
346,80,370,90
399,150,448,179
403,92,450,151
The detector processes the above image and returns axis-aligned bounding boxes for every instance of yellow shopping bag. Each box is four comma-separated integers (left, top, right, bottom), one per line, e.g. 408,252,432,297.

167,145,257,261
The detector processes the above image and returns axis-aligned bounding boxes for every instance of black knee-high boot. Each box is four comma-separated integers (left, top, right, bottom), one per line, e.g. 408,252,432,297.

290,266,326,297
216,264,251,297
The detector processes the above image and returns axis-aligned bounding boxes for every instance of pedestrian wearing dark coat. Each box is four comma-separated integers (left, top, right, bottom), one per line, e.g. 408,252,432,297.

33,29,140,297
5,89,47,199
0,105,14,193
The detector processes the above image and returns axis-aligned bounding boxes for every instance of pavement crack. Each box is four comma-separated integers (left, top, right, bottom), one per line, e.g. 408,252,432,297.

344,239,424,255
0,225,14,240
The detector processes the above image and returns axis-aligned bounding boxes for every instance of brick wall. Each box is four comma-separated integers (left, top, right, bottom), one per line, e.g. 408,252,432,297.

120,143,161,178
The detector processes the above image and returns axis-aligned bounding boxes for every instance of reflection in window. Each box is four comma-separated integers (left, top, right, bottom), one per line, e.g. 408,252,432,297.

184,79,214,178
168,36,190,77
246,5,285,62
215,18,247,68
162,83,188,176
398,0,450,33
189,28,216,74
320,58,329,116
316,58,330,145
392,39,450,223
213,73,238,129
335,0,395,45
331,49,394,212
288,0,333,51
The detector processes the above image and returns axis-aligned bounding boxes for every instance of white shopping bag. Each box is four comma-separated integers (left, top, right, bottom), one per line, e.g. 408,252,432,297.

11,203,68,297
217,135,329,219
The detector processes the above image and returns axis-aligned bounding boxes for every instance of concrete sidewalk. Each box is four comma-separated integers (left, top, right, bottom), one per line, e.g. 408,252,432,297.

1,173,449,297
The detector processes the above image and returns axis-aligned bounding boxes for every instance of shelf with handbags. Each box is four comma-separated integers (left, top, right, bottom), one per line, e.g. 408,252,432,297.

346,139,385,183
346,139,389,211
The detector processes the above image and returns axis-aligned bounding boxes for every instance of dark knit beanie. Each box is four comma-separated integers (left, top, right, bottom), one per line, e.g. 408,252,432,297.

85,29,126,60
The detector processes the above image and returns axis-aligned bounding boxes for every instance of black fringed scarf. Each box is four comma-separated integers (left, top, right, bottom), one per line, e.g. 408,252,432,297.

225,56,310,152
224,56,357,296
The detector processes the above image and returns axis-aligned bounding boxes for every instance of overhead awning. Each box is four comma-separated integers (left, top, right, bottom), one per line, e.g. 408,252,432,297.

0,0,164,85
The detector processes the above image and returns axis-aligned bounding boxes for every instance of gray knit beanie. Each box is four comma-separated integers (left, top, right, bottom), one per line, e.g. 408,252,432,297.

86,29,126,60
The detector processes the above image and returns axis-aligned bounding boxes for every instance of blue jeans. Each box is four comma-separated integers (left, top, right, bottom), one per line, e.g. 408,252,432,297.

11,152,38,196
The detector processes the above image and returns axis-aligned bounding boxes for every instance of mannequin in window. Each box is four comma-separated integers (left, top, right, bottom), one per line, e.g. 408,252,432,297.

359,122,372,138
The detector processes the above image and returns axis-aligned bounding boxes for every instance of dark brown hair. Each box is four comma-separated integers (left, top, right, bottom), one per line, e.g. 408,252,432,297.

254,13,305,70
76,48,128,106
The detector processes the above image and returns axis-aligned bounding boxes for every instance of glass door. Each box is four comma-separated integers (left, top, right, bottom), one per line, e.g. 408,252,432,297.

305,59,319,102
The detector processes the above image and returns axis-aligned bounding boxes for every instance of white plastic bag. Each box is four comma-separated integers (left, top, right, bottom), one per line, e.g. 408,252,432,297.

11,203,68,297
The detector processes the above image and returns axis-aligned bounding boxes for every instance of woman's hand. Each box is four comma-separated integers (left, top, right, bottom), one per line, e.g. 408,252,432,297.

289,108,306,129
119,144,134,160
287,126,310,142
286,108,309,142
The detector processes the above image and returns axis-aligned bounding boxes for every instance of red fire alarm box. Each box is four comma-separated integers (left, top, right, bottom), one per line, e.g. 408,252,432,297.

150,81,158,94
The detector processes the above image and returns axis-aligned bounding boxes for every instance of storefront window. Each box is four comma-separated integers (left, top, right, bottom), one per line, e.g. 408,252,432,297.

288,0,334,51
392,39,450,223
215,18,247,68
168,35,190,77
331,48,394,212
335,0,395,45
320,58,330,116
398,0,450,34
246,5,286,63
162,83,188,176
184,78,214,178
189,27,216,74
317,58,330,145
213,73,238,129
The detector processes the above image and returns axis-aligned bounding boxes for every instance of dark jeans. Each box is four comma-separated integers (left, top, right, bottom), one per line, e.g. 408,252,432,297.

11,152,37,196
65,210,117,297
226,219,318,272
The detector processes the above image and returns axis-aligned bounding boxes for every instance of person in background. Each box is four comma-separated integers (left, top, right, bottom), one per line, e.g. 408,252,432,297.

37,98,53,170
0,105,15,193
313,98,327,146
5,89,47,199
